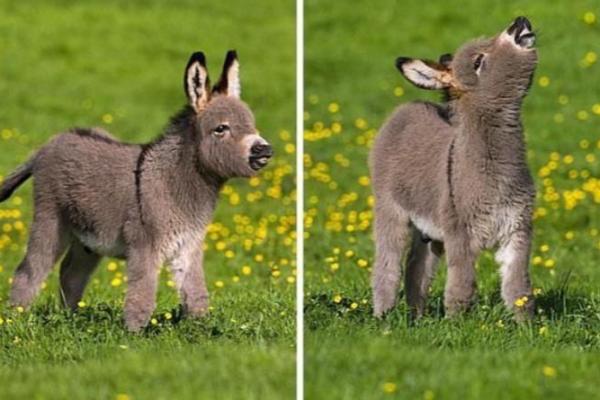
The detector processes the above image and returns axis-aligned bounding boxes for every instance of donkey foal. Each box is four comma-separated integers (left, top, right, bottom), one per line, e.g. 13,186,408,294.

0,50,273,331
371,17,538,320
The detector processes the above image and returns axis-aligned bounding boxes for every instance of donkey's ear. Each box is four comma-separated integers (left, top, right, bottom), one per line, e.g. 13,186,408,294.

396,57,453,90
438,53,453,68
212,50,240,98
184,51,211,112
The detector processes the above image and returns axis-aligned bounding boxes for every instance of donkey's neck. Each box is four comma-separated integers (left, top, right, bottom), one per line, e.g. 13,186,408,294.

454,97,528,177
146,128,222,225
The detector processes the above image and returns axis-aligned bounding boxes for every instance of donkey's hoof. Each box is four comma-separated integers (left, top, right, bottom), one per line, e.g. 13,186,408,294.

124,311,152,332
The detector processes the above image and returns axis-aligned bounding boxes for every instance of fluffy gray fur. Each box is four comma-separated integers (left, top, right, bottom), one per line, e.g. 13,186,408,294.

0,50,273,331
370,17,538,320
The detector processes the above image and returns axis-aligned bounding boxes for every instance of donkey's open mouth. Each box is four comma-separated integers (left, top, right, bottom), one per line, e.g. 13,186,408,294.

507,16,536,49
249,144,273,170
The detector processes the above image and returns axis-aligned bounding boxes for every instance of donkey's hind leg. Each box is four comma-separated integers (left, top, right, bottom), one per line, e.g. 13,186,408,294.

405,230,442,319
372,199,411,317
10,206,68,308
59,240,101,310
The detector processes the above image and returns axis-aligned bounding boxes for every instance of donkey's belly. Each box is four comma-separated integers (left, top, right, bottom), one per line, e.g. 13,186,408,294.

410,214,444,241
75,231,126,258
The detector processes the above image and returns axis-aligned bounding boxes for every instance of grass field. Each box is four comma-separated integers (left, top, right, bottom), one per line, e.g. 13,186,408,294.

0,1,295,399
305,1,600,399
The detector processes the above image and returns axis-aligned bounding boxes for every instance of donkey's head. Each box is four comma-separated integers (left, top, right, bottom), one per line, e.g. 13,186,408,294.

184,50,272,179
396,17,538,102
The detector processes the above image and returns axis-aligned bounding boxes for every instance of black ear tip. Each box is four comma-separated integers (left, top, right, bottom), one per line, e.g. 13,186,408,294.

225,50,238,62
188,51,207,67
395,57,411,70
439,53,453,66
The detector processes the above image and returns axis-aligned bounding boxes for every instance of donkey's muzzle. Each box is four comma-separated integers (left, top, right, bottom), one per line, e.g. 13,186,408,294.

507,16,535,49
249,143,273,170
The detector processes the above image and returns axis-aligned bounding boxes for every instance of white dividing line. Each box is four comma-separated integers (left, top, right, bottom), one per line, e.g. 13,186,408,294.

296,0,304,398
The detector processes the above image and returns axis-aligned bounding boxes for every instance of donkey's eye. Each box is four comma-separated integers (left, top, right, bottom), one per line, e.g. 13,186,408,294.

213,124,230,137
473,54,484,71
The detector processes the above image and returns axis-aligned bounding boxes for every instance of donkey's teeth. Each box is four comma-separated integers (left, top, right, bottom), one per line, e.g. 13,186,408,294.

519,33,536,48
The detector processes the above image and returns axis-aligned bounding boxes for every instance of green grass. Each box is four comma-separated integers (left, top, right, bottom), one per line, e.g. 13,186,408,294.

0,1,295,399
305,0,600,399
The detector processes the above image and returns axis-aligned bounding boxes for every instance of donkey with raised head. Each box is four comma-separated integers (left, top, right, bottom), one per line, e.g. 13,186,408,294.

0,50,273,331
370,17,538,320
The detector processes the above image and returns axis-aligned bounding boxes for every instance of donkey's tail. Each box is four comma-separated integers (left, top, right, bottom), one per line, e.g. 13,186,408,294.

0,155,36,202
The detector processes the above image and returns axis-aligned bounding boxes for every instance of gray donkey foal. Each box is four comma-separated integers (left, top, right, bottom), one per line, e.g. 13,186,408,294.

0,50,273,331
371,17,538,320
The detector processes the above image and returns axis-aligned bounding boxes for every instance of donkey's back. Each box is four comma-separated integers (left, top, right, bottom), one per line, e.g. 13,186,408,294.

370,101,452,217
34,128,140,250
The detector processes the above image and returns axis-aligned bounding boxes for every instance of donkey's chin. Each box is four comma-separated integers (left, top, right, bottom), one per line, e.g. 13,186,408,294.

249,156,270,171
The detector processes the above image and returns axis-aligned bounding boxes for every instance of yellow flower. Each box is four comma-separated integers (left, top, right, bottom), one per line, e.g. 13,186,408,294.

540,244,550,253
333,294,342,304
358,176,370,186
539,326,549,336
328,102,340,113
164,312,172,320
102,113,114,124
542,365,557,378
284,143,295,154
150,318,158,325
115,394,131,400
565,231,575,240
394,86,404,97
514,296,528,308
538,76,550,87
558,95,569,105
533,288,542,296
111,278,122,287
583,11,596,25
350,302,358,310
577,110,589,121
382,382,397,394
166,280,175,288
354,118,368,129
215,280,224,288
286,276,295,284
77,301,86,308
107,262,118,272
272,270,281,278
242,266,252,276
585,51,597,64
544,259,555,269
532,256,543,266
357,259,369,268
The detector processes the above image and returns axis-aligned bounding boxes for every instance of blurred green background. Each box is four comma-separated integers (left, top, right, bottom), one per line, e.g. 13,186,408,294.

305,0,600,399
0,1,295,399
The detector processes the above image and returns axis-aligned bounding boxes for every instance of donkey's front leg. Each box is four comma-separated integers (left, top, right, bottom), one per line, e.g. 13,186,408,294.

496,231,534,321
171,246,209,317
124,247,160,332
444,237,477,316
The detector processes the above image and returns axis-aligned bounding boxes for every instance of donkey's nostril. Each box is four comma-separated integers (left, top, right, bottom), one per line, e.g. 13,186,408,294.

251,143,273,157
506,16,535,49
508,16,532,35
